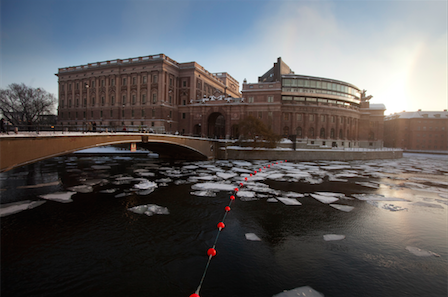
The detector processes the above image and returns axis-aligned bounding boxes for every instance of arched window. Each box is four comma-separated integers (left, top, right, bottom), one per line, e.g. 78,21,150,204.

369,131,375,140
283,126,290,136
339,129,343,139
309,127,315,137
296,127,302,137
330,128,335,138
320,128,326,138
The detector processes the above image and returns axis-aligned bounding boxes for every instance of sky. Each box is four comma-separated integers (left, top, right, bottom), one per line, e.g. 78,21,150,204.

1,0,447,115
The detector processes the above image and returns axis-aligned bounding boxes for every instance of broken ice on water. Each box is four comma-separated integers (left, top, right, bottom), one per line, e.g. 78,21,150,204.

191,182,236,192
310,193,339,204
273,286,324,297
329,204,354,212
68,185,93,193
355,181,380,189
0,200,46,217
245,233,262,241
216,172,237,180
352,193,409,202
128,204,170,216
367,201,407,211
277,197,302,205
190,190,217,197
133,179,157,190
39,191,76,203
323,234,346,241
406,246,440,257
267,198,278,203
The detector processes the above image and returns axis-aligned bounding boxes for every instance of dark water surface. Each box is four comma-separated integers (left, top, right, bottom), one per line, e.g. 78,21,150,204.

1,153,447,296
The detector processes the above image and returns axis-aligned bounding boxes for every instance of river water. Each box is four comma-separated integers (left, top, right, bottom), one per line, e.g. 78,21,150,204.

1,151,447,297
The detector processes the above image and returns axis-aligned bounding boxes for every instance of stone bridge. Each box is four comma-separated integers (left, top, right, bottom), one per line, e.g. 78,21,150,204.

0,133,219,172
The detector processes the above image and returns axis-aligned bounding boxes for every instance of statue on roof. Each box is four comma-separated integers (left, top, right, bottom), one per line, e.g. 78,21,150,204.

361,89,373,101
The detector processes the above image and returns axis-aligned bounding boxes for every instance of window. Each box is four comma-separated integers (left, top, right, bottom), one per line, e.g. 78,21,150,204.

143,76,147,84
258,111,263,119
182,113,186,119
101,80,104,87
91,81,95,88
321,115,325,122
83,111,86,118
297,114,302,121
132,77,136,85
248,97,254,103
169,78,173,86
91,97,95,106
152,93,157,104
309,127,314,137
111,96,115,105
111,79,115,86
132,95,136,105
169,95,172,104
152,109,155,117
76,83,79,90
122,78,127,85
76,98,79,107
296,127,302,137
320,128,325,138
110,110,113,117
61,100,65,108
183,80,187,87
83,98,87,107
132,109,134,117
267,96,274,103
122,95,126,105
142,94,146,104
284,113,289,121
100,110,103,118
268,112,273,118
153,75,158,83
101,96,104,106
309,114,314,122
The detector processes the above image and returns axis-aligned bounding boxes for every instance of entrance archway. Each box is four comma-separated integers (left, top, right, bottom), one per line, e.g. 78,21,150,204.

208,112,225,138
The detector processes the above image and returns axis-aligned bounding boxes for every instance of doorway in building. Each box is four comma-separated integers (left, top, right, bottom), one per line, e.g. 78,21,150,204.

208,112,225,139
193,124,202,137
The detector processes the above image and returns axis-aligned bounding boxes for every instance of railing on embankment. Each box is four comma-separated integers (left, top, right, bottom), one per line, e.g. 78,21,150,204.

217,146,403,161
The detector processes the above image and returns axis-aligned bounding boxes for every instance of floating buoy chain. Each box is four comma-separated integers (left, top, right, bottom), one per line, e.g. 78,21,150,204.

190,160,286,297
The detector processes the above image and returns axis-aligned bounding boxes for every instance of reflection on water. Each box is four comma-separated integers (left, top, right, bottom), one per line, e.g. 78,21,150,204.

1,153,447,297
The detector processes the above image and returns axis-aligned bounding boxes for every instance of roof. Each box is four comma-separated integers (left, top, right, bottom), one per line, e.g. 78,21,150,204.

385,110,448,120
369,104,386,110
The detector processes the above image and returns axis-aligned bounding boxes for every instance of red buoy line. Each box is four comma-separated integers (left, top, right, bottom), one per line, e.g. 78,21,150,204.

190,160,287,297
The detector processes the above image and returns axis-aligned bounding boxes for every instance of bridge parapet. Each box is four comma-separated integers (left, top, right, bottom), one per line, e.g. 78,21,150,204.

0,133,216,172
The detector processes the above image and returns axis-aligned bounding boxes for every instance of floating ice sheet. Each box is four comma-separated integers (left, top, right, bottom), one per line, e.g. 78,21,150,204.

190,190,216,197
277,197,302,205
40,191,76,203
355,182,379,189
352,194,409,201
68,185,93,193
245,233,261,241
323,234,345,241
273,286,324,297
310,193,339,204
237,191,256,198
267,198,278,203
0,200,46,217
216,172,237,179
128,204,169,216
406,246,440,257
134,179,157,190
329,204,354,212
191,183,236,192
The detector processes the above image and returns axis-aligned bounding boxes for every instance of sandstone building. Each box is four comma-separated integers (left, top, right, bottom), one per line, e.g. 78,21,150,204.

56,54,384,148
384,110,448,151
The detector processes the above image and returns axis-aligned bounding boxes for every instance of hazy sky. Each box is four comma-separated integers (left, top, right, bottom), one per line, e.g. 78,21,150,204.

1,0,446,115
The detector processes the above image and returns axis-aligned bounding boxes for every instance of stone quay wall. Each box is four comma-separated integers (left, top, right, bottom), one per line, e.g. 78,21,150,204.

218,147,403,161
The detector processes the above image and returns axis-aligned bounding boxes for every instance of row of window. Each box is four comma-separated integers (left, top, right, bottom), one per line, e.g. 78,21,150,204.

282,90,359,102
60,93,168,108
60,75,161,91
282,79,360,98
248,111,356,125
60,108,167,120
282,126,353,139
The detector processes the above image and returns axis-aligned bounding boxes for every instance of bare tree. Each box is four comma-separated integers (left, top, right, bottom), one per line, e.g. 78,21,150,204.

0,83,56,125
238,115,281,148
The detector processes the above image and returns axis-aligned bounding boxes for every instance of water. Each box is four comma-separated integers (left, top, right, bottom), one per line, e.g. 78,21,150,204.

1,153,447,296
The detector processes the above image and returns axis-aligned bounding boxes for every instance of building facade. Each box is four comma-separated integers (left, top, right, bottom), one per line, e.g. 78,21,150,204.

57,55,384,148
384,110,448,151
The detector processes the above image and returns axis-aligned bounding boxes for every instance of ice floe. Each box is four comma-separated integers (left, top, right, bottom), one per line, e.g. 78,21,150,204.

277,197,302,205
191,183,236,192
267,198,278,203
190,190,217,197
352,194,409,202
323,234,346,241
128,204,170,216
40,191,76,203
355,181,380,189
273,286,324,297
216,172,237,179
406,246,440,257
329,204,354,212
0,200,46,217
367,201,407,211
310,193,339,204
67,185,93,193
245,233,262,241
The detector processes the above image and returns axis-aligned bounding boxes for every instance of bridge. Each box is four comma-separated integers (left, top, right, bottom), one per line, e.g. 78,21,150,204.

0,132,219,172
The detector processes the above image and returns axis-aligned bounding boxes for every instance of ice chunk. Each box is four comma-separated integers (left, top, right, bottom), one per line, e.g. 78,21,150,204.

355,181,379,189
267,198,278,203
412,202,444,209
310,193,339,204
136,188,155,196
40,191,76,203
284,192,305,198
68,185,93,193
406,246,440,257
190,190,217,197
237,191,256,198
367,201,408,211
115,192,132,198
217,172,237,179
191,183,236,192
0,200,46,217
100,188,118,194
231,167,253,173
316,192,345,198
277,197,302,205
352,194,409,201
323,234,345,241
182,165,199,170
267,173,285,180
128,204,170,216
232,160,252,167
245,233,262,241
83,179,108,186
273,286,324,297
134,179,157,190
329,204,354,212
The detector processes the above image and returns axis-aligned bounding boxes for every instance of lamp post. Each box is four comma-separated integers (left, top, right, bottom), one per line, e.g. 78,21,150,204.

84,83,89,133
